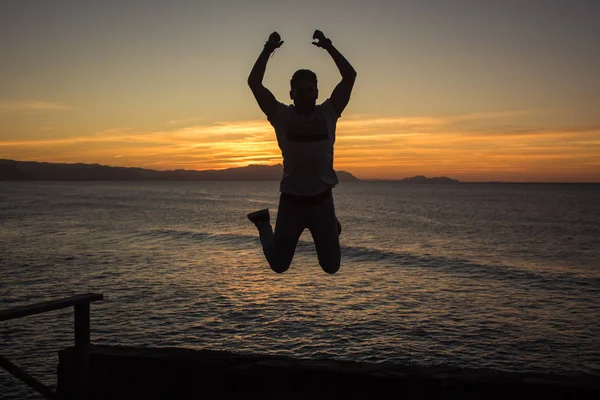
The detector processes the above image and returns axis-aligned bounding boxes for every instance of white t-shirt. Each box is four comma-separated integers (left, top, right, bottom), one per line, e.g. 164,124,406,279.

268,99,341,196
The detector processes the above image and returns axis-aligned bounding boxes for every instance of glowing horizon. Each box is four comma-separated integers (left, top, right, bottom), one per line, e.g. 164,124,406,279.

2,110,598,182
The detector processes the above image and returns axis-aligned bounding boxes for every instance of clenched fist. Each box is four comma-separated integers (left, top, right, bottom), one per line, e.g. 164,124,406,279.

265,31,284,52
312,30,332,49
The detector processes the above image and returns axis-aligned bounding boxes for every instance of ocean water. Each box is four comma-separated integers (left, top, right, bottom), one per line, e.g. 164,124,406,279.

1,181,599,398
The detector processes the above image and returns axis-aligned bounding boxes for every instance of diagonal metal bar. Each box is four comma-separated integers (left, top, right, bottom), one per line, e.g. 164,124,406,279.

0,354,57,399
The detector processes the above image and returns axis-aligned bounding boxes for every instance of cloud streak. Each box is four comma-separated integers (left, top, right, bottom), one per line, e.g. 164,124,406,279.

0,101,72,112
166,117,205,125
1,111,598,181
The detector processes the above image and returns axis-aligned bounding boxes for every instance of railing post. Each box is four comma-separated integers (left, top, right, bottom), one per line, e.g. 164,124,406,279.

0,294,102,399
74,303,90,400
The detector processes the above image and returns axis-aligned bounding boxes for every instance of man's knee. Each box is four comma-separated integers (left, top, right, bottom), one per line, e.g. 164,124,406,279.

271,234,298,274
315,239,340,274
320,261,340,274
270,261,291,274
270,249,293,273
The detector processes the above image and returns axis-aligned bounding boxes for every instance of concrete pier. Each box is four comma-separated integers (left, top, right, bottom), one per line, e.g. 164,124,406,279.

57,345,599,399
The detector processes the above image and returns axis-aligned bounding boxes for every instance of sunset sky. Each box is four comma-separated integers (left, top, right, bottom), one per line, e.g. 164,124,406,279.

1,0,599,182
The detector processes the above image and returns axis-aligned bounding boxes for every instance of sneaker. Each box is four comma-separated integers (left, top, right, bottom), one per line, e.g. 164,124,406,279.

247,209,270,225
336,217,342,236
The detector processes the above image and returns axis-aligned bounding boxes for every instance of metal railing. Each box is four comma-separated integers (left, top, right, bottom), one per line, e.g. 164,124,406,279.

0,293,104,399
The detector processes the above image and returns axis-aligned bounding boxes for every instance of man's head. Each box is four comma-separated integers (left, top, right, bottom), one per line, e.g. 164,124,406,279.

290,69,318,113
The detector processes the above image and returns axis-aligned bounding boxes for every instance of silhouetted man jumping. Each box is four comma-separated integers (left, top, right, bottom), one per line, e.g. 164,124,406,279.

247,30,356,274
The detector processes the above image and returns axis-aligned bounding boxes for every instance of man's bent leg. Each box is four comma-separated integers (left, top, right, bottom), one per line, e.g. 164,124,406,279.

271,194,305,273
248,209,276,266
308,196,341,274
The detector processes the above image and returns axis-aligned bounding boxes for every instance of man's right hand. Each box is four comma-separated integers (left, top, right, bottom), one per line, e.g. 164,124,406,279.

265,31,284,52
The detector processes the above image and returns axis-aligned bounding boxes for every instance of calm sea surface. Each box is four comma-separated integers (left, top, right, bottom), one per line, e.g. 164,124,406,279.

1,181,599,398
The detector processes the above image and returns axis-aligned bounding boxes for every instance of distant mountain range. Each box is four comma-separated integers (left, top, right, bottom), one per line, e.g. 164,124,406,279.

0,159,360,182
0,159,466,183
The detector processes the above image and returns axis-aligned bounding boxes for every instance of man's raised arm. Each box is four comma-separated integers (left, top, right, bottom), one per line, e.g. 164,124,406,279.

248,32,284,119
312,30,357,117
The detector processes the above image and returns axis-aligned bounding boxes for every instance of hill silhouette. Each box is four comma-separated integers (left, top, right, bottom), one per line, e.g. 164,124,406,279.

0,159,360,182
398,175,460,184
365,175,461,183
